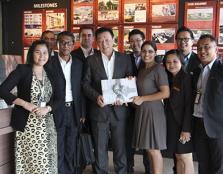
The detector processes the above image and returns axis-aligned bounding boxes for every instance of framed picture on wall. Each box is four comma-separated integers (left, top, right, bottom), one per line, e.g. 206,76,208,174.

23,11,43,47
184,1,217,44
71,0,94,26
217,1,223,45
97,0,120,23
46,9,67,34
150,0,178,23
150,24,177,50
124,0,147,23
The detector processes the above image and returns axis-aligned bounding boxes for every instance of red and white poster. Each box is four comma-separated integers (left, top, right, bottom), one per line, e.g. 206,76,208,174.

184,1,217,43
22,9,67,62
217,1,223,45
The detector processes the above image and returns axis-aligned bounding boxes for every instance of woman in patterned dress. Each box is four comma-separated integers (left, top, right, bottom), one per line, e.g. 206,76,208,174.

132,41,170,174
0,40,62,174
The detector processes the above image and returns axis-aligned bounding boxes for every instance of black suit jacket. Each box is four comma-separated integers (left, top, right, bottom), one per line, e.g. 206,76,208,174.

164,69,192,132
71,47,98,63
0,64,62,131
47,54,86,129
82,51,133,122
185,51,200,73
192,59,223,138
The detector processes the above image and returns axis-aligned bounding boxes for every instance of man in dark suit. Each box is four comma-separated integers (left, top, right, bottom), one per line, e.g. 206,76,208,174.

83,27,133,174
41,30,58,56
176,26,200,73
48,31,85,174
126,29,151,174
71,26,97,62
192,34,223,174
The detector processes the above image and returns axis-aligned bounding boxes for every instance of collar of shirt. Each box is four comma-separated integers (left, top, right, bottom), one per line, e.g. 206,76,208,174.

202,57,216,70
101,51,115,79
58,54,72,66
81,46,94,58
133,53,141,67
184,52,192,64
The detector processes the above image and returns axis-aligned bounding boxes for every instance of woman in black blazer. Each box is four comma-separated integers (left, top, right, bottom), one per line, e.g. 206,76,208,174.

163,49,194,174
0,40,62,174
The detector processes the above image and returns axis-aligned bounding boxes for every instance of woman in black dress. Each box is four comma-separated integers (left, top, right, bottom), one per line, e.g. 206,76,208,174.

163,49,194,174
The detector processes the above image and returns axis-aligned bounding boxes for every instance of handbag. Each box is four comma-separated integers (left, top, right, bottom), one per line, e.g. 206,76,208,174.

76,122,95,167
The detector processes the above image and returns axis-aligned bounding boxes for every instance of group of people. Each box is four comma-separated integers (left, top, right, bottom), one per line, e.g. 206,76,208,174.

0,25,222,174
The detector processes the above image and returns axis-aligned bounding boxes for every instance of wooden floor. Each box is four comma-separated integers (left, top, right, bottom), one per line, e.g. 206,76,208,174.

83,152,198,174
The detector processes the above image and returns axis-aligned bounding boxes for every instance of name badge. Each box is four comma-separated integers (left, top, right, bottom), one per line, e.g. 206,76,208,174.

40,102,46,107
195,91,201,104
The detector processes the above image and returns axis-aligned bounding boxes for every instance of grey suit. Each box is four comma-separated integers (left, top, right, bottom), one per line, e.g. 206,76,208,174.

83,51,133,174
192,59,223,174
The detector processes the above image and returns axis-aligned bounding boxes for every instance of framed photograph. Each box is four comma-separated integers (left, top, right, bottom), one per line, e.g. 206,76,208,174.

73,6,93,24
124,1,147,23
192,29,212,42
150,24,177,50
98,0,119,23
150,0,178,23
184,1,217,40
46,9,67,34
187,8,213,21
101,78,138,105
217,3,223,45
74,0,93,3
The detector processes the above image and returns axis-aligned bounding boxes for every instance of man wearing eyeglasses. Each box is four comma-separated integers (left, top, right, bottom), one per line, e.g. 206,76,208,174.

192,34,223,174
126,29,151,174
176,26,200,73
47,31,85,174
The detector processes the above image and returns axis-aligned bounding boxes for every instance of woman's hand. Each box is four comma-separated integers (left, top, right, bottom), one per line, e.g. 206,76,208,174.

32,107,49,117
132,96,144,106
179,132,191,144
23,102,37,112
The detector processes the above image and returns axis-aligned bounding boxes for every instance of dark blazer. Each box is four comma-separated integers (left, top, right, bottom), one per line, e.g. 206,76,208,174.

82,51,133,122
164,69,192,132
71,47,98,63
185,51,200,73
192,59,223,138
0,64,62,131
47,54,86,129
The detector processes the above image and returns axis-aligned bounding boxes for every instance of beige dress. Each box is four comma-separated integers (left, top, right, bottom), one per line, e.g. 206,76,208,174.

15,72,57,174
132,64,168,150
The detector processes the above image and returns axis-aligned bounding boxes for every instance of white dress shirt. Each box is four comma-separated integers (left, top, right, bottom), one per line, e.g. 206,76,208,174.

102,51,115,79
81,46,94,58
58,55,73,102
193,58,216,118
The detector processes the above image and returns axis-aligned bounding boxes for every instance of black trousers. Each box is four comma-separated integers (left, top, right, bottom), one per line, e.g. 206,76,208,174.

91,107,127,174
57,105,79,174
194,117,223,174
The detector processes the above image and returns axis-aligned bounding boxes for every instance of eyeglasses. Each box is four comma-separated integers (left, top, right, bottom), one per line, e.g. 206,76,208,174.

59,41,73,47
176,38,192,42
197,45,214,52
129,39,143,44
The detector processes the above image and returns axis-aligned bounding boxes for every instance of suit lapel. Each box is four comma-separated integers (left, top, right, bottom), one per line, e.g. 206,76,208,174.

113,51,121,79
96,52,108,79
55,55,66,81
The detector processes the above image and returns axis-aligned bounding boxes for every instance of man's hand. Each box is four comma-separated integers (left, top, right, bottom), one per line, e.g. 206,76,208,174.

97,95,105,107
